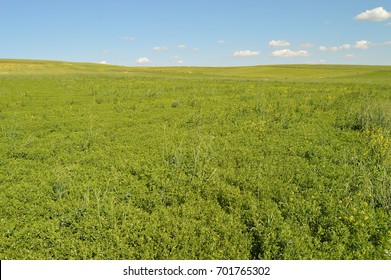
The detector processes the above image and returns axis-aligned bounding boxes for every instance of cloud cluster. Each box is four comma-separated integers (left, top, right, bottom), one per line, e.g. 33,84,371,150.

269,40,290,47
130,9,388,66
170,55,185,64
355,7,391,22
272,49,309,57
269,40,310,58
319,44,351,52
319,41,371,51
233,50,260,57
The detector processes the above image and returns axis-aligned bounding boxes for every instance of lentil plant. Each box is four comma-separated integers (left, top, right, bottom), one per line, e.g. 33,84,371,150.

0,61,390,259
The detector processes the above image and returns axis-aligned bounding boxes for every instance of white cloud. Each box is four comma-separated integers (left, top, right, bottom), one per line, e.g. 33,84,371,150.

319,46,328,51
383,41,391,45
98,60,108,64
300,43,314,49
345,54,355,58
178,44,187,48
217,40,226,44
269,40,290,47
153,46,168,51
354,40,371,49
340,44,352,50
233,50,260,57
192,48,200,51
272,49,309,57
386,22,391,26
136,57,150,64
355,7,391,22
319,44,351,52
177,60,184,64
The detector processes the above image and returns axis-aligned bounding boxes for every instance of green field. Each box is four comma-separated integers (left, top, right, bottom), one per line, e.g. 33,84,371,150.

0,59,390,259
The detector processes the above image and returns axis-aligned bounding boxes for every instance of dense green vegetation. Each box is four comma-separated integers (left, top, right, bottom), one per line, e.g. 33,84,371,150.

0,60,390,259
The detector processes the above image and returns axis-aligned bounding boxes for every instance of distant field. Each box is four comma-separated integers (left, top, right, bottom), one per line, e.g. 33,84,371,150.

1,59,391,82
0,59,390,259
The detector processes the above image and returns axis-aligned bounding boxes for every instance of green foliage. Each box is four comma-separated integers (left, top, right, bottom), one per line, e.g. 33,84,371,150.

0,60,390,259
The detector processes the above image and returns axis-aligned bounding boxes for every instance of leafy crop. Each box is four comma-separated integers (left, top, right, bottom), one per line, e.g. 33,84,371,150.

0,60,390,259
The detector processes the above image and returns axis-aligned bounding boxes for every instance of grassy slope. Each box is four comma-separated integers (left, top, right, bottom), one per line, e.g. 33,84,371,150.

1,59,390,82
0,59,390,259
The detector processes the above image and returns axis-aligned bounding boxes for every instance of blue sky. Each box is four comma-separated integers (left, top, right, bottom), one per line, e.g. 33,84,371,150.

1,0,390,66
